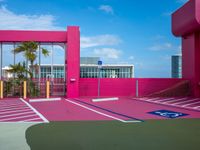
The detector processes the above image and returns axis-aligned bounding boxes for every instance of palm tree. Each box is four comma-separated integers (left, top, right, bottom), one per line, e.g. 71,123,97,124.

6,62,32,96
13,41,49,78
7,62,32,80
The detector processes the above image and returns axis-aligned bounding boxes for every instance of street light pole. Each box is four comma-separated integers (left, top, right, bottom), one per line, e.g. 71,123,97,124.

97,60,102,97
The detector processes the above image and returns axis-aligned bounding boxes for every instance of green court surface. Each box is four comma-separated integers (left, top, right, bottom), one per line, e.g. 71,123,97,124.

26,119,200,150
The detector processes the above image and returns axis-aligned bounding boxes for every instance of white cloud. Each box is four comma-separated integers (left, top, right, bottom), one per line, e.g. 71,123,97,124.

93,48,122,59
0,5,63,30
81,34,121,48
149,43,178,51
99,5,114,14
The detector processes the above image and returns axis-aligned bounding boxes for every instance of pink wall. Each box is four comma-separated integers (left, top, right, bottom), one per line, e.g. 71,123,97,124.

172,0,200,97
0,30,67,42
79,78,185,97
172,0,200,36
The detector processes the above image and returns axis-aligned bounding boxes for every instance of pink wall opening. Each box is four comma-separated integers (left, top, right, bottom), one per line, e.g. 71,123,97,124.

0,26,81,99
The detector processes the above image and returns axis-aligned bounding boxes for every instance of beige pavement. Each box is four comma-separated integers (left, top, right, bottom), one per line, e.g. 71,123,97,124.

0,123,37,150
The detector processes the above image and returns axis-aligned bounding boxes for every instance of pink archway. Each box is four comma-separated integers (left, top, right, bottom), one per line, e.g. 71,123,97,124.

0,26,80,98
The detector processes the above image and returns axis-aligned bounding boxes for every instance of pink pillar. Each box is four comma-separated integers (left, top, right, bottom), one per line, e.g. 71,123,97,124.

172,0,200,97
66,26,80,98
182,33,200,97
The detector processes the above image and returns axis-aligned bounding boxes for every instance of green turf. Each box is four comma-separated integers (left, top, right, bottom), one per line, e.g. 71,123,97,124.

26,119,200,150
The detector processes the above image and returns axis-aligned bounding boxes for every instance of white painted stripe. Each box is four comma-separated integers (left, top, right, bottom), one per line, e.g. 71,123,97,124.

0,111,35,118
182,101,200,107
20,98,49,123
0,108,31,114
0,100,22,103
136,97,149,100
0,102,23,105
172,99,199,105
0,106,29,112
66,99,141,123
92,97,119,102
0,114,38,121
0,103,25,108
162,98,188,104
29,97,61,102
193,106,200,109
154,98,175,102
144,98,160,101
0,105,28,110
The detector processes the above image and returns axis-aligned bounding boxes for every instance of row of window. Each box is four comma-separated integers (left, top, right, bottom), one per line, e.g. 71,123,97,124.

33,66,133,78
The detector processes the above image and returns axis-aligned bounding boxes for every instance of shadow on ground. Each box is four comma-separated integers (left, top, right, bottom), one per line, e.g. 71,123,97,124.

26,119,200,150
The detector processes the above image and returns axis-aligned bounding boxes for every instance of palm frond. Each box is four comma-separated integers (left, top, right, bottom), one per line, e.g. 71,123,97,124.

41,48,49,57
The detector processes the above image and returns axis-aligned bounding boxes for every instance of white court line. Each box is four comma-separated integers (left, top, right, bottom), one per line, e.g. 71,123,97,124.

194,106,200,109
0,111,35,118
162,98,188,104
20,98,49,123
0,114,38,122
182,101,200,107
143,98,160,101
0,106,29,112
0,105,28,110
0,108,31,115
0,100,21,104
0,102,23,105
0,103,26,108
154,98,175,103
65,99,141,123
172,99,199,105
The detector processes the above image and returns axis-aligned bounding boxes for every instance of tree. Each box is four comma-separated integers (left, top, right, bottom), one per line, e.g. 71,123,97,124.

7,62,32,80
13,41,49,78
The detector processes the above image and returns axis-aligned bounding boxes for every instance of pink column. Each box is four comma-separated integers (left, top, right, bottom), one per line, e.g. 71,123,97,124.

66,26,80,98
172,0,200,97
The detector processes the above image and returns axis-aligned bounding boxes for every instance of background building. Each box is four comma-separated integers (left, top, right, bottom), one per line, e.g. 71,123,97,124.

171,55,182,78
2,57,134,79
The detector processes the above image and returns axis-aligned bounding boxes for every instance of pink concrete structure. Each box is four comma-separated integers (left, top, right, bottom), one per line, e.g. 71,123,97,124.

79,78,186,97
0,26,80,98
172,0,200,97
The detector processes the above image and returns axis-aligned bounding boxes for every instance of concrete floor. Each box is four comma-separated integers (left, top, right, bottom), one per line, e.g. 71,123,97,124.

0,123,37,150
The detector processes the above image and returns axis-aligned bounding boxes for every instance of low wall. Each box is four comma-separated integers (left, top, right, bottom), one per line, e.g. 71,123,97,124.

79,78,187,97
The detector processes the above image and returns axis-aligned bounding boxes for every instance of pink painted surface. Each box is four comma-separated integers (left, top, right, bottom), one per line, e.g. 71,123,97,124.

30,97,200,121
0,99,44,122
172,0,200,97
66,26,80,98
137,78,186,96
0,30,67,42
30,100,111,121
172,0,200,36
79,78,186,97
77,97,200,120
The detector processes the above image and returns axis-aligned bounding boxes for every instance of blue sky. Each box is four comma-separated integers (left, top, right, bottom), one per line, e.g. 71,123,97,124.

0,0,188,77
